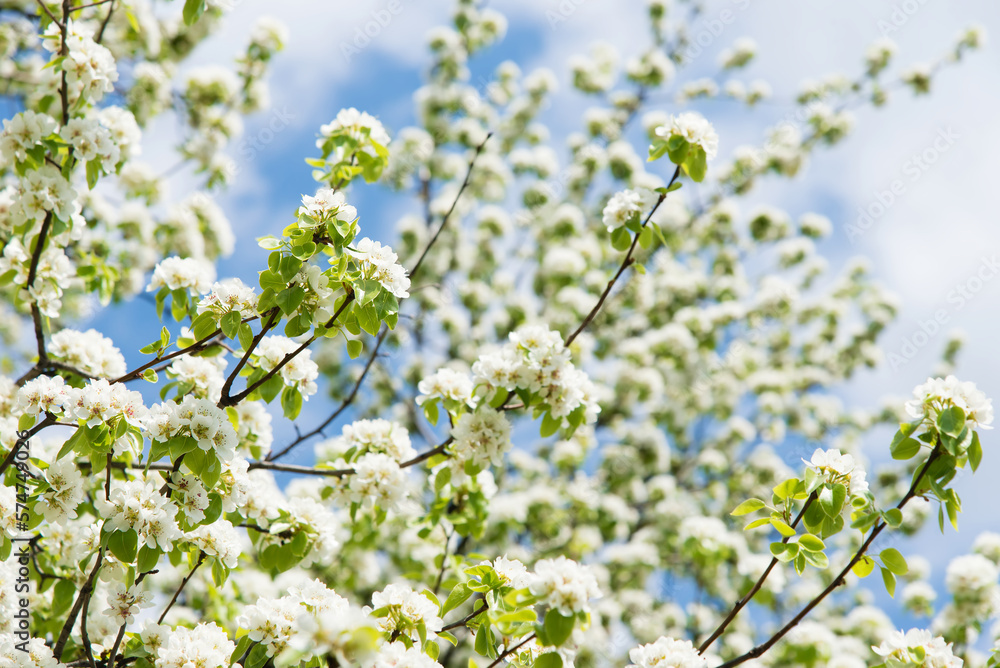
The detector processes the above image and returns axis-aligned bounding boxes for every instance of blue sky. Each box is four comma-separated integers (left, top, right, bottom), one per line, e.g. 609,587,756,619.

45,0,1000,631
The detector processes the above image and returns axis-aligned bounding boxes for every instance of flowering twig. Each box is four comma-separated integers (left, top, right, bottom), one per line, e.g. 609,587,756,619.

409,132,492,278
486,633,536,668
716,445,943,668
54,548,104,661
158,552,206,624
217,307,280,406
698,493,817,654
266,326,389,462
440,599,489,632
564,164,680,347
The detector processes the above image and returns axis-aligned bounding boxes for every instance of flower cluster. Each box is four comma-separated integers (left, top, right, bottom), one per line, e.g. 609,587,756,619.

369,583,443,642
318,107,391,159
42,20,118,103
196,277,258,319
61,378,147,429
802,448,869,496
298,188,358,226
0,110,56,165
94,478,181,552
416,368,475,409
155,623,235,668
450,408,512,473
144,395,238,463
49,328,127,378
627,637,708,668
603,189,647,232
654,112,720,160
254,335,320,398
347,238,411,299
317,419,416,463
872,628,962,668
148,256,217,294
905,375,994,430
529,556,602,615
471,324,600,427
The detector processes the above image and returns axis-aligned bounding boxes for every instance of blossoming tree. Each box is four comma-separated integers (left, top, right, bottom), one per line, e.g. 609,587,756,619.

0,1,997,668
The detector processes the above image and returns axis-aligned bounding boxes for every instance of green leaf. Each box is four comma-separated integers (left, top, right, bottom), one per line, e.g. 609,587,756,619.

880,548,908,576
818,483,847,518
883,508,903,527
534,653,563,668
890,437,921,460
637,226,654,250
772,478,800,501
220,311,241,339
281,386,303,420
346,338,363,359
276,286,306,315
796,534,825,552
936,406,966,437
107,529,138,564
56,426,87,460
137,546,160,573
539,412,561,438
769,518,796,537
610,226,632,251
423,401,440,427
356,305,380,336
684,146,708,182
542,610,575,647
743,517,771,531
86,160,101,189
881,566,897,597
770,542,798,562
142,369,158,383
852,555,875,578
731,499,766,516
244,644,270,668
968,432,982,472
17,413,35,432
238,322,254,351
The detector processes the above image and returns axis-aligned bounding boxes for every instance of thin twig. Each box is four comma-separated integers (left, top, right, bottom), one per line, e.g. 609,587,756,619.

564,165,680,347
716,446,943,668
266,327,388,462
408,133,492,278
157,552,205,624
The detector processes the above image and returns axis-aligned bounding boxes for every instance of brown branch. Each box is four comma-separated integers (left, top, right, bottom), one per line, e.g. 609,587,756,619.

25,212,54,363
564,165,680,347
486,633,535,668
408,132,492,278
248,438,451,477
716,446,943,668
54,548,104,661
217,308,279,406
698,493,817,654
0,413,54,477
266,326,388,462
157,552,205,624
440,599,489,632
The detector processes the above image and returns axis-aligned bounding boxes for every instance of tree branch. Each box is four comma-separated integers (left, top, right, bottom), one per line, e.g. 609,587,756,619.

564,164,680,347
715,446,943,668
408,132,492,278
